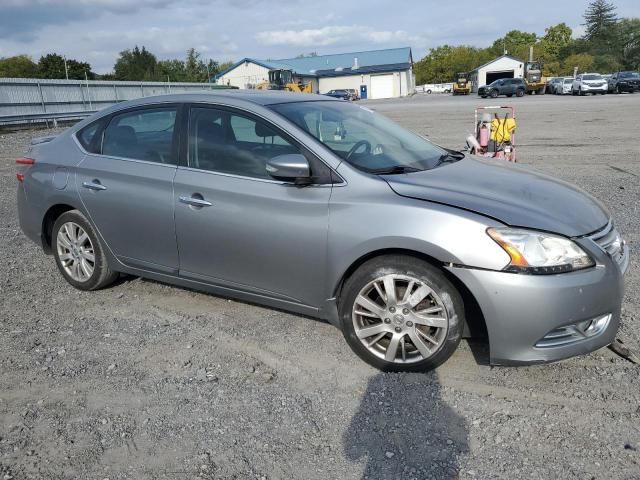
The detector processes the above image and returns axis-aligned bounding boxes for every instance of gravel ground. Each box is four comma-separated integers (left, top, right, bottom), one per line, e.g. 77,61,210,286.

1,93,639,480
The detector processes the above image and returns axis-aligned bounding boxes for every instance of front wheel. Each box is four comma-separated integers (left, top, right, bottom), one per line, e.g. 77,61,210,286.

339,255,464,372
489,90,498,98
53,210,119,291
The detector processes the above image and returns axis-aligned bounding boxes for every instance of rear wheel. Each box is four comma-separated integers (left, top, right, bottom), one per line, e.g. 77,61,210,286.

52,210,118,291
339,255,464,372
516,89,525,97
490,89,498,98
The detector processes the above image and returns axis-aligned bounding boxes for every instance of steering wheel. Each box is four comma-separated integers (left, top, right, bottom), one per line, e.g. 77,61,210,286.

346,140,371,160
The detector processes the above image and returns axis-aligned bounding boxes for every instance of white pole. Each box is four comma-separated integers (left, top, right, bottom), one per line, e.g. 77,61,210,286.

63,56,69,80
85,71,93,110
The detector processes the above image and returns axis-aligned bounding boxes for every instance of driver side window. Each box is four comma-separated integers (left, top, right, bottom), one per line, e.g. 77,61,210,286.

188,107,302,179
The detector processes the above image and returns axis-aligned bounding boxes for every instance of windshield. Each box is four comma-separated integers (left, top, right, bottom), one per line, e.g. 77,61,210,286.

564,78,574,84
582,74,601,80
270,101,448,173
620,71,640,78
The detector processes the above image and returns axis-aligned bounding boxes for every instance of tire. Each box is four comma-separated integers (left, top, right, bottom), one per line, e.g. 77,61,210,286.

572,89,577,96
481,95,487,98
339,255,464,372
516,89,525,97
426,90,432,94
616,85,622,94
489,89,498,98
52,209,118,291
579,88,585,96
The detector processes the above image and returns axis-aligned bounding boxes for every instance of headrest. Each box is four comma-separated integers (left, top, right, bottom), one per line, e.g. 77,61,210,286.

111,125,137,145
255,122,276,138
198,121,226,143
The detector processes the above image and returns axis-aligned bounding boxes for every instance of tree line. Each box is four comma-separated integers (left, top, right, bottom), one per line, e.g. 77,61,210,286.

0,46,233,82
415,0,639,84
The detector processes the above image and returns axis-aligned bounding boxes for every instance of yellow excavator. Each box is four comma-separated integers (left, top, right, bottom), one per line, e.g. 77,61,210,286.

452,72,471,95
524,47,546,95
257,69,313,93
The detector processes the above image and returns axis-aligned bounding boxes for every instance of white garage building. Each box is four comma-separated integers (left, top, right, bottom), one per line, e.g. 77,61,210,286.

213,47,415,100
469,55,525,92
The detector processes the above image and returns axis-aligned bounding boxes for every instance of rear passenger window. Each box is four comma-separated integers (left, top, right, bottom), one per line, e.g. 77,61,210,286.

102,107,177,164
188,107,301,179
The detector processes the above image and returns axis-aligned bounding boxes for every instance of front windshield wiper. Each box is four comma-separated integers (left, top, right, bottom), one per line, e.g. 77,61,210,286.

369,165,423,175
434,150,465,167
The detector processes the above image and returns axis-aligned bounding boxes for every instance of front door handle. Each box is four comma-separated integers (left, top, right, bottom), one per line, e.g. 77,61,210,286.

179,195,213,207
82,180,107,191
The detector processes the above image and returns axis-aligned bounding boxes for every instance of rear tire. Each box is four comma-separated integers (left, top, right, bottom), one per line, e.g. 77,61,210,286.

516,89,525,97
339,255,464,372
52,210,118,291
490,90,498,98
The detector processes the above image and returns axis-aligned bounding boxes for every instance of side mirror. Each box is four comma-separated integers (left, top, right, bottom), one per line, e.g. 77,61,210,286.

266,154,311,182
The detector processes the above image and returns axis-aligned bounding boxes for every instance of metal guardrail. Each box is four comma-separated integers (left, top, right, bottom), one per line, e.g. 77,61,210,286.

0,77,232,127
0,110,97,126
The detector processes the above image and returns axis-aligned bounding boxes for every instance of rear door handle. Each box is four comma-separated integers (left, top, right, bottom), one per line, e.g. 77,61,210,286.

179,195,212,207
82,180,107,191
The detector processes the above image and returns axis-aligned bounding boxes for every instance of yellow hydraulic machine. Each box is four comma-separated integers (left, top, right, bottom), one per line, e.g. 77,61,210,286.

453,72,472,95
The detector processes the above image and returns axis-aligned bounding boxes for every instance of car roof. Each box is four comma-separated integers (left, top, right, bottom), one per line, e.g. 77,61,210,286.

117,90,337,108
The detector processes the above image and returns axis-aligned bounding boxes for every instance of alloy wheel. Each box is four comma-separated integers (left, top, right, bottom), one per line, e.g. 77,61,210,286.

352,274,449,364
56,221,95,282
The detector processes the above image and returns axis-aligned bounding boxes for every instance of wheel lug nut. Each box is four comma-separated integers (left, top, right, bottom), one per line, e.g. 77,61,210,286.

384,318,391,324
402,308,409,314
389,307,396,313
406,321,413,327
394,327,402,333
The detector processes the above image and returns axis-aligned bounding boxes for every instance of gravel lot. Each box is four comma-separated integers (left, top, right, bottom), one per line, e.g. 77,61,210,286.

1,93,639,480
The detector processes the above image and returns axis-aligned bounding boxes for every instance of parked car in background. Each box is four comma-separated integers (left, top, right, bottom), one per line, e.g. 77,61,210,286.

548,77,560,94
478,78,526,98
16,92,627,371
324,89,352,100
545,77,562,94
344,88,359,100
607,71,640,93
557,77,574,95
572,73,607,96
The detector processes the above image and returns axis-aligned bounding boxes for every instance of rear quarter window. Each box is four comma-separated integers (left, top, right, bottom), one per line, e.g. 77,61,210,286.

76,120,103,153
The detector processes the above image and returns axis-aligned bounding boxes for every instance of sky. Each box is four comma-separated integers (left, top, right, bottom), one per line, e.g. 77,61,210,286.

1,0,639,74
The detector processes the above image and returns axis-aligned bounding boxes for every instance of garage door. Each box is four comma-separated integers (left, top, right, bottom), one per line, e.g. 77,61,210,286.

370,74,395,99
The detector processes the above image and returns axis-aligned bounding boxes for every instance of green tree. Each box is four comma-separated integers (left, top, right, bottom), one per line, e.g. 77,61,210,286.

540,23,573,59
617,18,640,69
583,0,618,40
490,30,538,59
0,54,38,78
37,53,94,80
414,45,492,84
114,46,159,81
563,53,595,74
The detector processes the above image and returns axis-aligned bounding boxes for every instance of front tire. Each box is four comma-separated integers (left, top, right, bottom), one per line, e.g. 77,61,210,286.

52,210,118,291
339,255,464,372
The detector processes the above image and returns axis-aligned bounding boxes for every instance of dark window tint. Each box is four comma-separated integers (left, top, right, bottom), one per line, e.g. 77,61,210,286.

102,107,177,164
77,120,103,153
188,107,302,179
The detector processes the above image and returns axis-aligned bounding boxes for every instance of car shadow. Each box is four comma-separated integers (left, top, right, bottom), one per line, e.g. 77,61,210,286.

344,372,469,479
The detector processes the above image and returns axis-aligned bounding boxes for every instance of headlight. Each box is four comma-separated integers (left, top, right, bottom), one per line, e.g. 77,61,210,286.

487,227,595,274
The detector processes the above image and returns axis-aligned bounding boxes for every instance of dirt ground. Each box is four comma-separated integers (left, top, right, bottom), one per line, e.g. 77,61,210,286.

1,93,639,480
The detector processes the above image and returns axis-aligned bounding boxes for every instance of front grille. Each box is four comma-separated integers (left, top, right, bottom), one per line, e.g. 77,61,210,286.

591,222,626,267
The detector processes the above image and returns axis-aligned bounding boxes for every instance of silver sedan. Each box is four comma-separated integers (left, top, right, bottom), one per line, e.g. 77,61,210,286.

16,92,627,371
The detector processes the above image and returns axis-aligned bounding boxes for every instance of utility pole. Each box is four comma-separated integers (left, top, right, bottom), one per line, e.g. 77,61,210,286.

85,71,93,110
63,56,69,80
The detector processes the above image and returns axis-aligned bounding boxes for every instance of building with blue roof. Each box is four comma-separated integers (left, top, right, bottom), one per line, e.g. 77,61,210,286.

214,47,415,99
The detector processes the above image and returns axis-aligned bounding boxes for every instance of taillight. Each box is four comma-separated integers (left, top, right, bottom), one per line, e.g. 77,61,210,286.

16,157,35,183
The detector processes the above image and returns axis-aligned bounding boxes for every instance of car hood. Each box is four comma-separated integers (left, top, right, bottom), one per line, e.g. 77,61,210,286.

382,156,609,237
